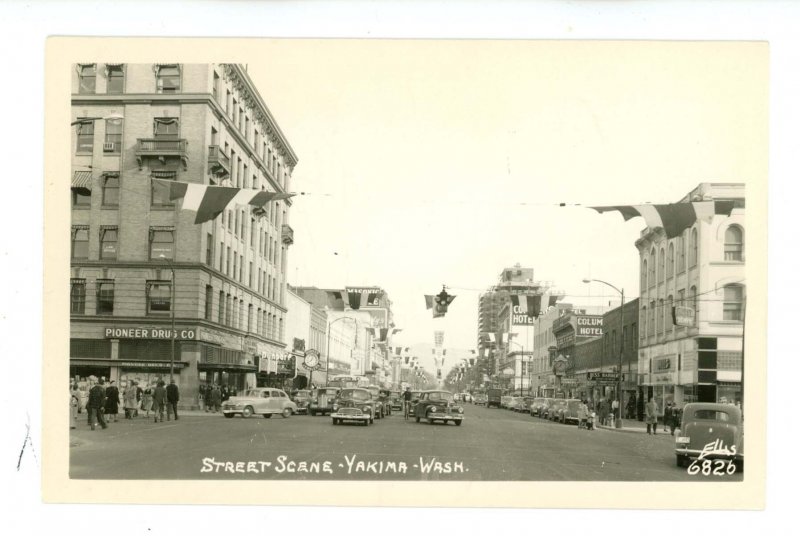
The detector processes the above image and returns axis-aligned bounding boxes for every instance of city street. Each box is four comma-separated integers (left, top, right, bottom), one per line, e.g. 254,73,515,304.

69,404,742,481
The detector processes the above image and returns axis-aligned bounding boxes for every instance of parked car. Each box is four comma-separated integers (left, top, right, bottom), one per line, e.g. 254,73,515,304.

413,390,464,425
500,395,512,409
675,403,743,470
487,388,502,409
529,397,550,417
555,399,582,424
520,396,536,413
389,391,404,412
331,388,377,425
222,388,298,419
462,393,472,403
508,396,524,412
473,393,488,406
365,385,391,418
291,389,312,414
308,387,340,416
546,399,568,421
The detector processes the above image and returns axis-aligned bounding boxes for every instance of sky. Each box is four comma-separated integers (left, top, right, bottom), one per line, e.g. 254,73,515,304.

246,40,767,359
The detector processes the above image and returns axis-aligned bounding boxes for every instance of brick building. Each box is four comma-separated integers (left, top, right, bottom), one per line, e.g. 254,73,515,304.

69,63,298,407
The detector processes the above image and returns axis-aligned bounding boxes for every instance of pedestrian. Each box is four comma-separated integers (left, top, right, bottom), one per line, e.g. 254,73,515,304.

626,395,636,420
152,380,167,423
166,379,180,421
123,381,138,419
210,384,222,413
221,384,230,402
670,404,681,436
645,396,658,435
104,380,120,423
70,382,80,429
663,402,673,432
578,400,588,429
141,383,154,418
611,398,620,426
86,377,108,430
198,384,206,412
135,382,143,417
599,398,609,426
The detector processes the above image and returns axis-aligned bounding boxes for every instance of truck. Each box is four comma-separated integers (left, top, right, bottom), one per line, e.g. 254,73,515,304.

487,388,502,409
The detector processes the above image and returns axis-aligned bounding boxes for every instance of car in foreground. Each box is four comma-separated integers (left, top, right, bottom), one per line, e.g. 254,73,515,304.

675,402,743,470
473,393,488,406
308,387,340,416
222,388,298,419
331,388,377,426
413,390,464,425
292,389,312,414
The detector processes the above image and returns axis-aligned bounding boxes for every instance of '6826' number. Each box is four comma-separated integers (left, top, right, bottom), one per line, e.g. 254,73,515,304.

687,459,736,476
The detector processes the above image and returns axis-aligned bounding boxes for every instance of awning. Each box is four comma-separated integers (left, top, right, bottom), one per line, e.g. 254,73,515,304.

72,171,92,194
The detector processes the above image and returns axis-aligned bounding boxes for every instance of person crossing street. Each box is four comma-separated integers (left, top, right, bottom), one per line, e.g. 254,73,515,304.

166,379,180,421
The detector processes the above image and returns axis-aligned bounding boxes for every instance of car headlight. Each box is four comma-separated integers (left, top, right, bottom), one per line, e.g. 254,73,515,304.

430,406,438,413
457,407,464,414
333,404,338,411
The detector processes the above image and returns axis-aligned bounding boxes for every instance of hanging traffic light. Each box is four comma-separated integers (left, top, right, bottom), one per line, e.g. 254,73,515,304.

433,286,455,317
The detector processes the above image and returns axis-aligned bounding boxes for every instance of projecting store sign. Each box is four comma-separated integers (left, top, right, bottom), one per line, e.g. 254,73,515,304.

672,306,695,327
576,315,603,337
511,305,535,325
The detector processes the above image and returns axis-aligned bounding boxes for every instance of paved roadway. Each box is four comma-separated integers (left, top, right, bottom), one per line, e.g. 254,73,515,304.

70,404,743,481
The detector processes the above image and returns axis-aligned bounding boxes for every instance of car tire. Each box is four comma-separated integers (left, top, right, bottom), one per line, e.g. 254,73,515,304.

281,408,292,419
415,416,420,423
223,413,234,419
332,418,338,425
242,406,254,418
455,420,462,426
310,410,316,417
676,455,687,468
263,414,272,419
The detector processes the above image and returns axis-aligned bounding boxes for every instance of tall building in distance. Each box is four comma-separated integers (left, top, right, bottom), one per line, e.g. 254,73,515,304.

70,63,298,404
636,183,745,410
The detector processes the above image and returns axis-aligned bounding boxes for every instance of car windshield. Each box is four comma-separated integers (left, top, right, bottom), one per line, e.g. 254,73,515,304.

426,392,454,402
340,389,370,401
245,390,263,397
693,410,732,422
567,401,580,409
553,400,566,408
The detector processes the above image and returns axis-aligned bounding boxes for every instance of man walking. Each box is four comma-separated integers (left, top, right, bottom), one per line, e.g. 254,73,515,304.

166,379,180,421
663,402,673,433
669,403,681,436
152,380,167,423
645,396,658,435
87,377,108,431
210,384,222,413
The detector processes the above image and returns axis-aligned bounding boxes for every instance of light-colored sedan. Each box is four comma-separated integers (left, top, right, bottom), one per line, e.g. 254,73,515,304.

222,388,298,419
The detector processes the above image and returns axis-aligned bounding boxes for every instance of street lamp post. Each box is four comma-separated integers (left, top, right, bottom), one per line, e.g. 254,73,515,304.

325,316,358,387
160,255,176,383
583,278,625,429
70,112,124,127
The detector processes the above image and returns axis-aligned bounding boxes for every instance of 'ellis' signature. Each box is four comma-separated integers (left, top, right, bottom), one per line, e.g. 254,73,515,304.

697,439,737,460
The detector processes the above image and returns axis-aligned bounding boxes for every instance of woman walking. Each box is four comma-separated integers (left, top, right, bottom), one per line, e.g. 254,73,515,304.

141,383,154,418
123,381,138,419
104,380,120,423
70,382,80,429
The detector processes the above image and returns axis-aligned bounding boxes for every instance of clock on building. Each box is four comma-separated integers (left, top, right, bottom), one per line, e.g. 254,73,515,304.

303,350,320,370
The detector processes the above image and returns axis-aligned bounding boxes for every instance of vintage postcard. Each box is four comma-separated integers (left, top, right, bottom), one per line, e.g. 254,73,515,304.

42,37,767,508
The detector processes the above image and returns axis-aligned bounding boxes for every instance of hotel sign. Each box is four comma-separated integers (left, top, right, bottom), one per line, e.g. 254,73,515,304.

511,305,535,325
576,316,603,337
104,327,197,340
672,306,695,327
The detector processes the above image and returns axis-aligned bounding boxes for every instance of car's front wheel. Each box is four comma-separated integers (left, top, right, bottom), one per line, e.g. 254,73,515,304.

263,414,272,419
242,406,254,418
282,408,292,418
455,420,462,426
223,413,234,419
332,418,339,425
676,455,687,468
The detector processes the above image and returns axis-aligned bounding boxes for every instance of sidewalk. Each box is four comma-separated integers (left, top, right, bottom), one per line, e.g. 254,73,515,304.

596,418,676,436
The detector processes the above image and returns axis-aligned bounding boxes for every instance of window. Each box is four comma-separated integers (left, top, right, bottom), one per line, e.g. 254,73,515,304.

239,254,244,281
226,90,231,113
689,228,698,267
245,116,250,139
249,262,253,287
106,64,124,93
648,301,656,336
723,285,745,321
641,259,648,290
156,64,181,93
205,285,213,321
230,150,237,183
206,233,213,266
648,248,656,287
243,164,248,188
104,118,122,153
154,118,179,138
75,120,94,153
72,188,91,207
146,281,172,313
96,280,115,315
250,219,256,246
151,171,176,206
233,254,238,281
78,64,96,94
657,299,664,334
724,226,744,261
640,306,647,340
149,228,175,260
667,243,674,279
218,290,225,323
219,241,224,270
667,295,674,329
226,294,232,325
658,247,665,284
257,308,262,334
212,71,220,101
226,246,231,275
70,279,86,315
248,304,253,332
71,227,89,259
234,210,239,237
233,99,238,124
233,298,238,328
100,228,118,260
102,174,119,206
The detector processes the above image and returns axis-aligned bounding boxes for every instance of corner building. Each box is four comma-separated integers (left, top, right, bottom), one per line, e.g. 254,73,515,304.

637,183,745,411
69,63,298,408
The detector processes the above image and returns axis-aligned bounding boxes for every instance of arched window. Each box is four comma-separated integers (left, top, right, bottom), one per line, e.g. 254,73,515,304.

689,228,698,267
723,284,745,321
658,247,666,284
724,225,744,261
649,300,656,336
641,259,648,290
667,243,675,279
690,286,698,325
676,233,686,273
649,248,656,287
640,307,647,340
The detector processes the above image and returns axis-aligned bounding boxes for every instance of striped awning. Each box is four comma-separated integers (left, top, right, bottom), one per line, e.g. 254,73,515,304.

71,171,92,194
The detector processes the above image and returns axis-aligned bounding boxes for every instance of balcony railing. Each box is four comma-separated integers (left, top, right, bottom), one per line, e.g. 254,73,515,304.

207,145,231,179
135,138,189,170
281,224,294,245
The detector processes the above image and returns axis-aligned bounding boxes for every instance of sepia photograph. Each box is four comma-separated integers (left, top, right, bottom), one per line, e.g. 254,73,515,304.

41,36,768,510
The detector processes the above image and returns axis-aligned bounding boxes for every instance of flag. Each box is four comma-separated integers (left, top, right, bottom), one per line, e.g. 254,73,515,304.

488,333,496,343
325,290,345,310
510,294,543,317
469,350,476,355
424,295,434,309
391,328,403,335
365,328,376,337
379,328,389,341
152,179,295,224
589,201,735,239
395,347,402,356
469,358,475,366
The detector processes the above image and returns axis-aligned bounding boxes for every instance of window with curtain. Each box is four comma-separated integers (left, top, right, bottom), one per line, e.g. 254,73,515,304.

723,285,745,321
724,225,744,261
78,64,96,94
106,64,125,93
146,281,172,313
75,120,94,153
100,228,118,260
71,227,89,259
70,279,86,314
102,174,119,206
72,188,91,207
153,117,179,138
96,280,115,315
155,64,181,93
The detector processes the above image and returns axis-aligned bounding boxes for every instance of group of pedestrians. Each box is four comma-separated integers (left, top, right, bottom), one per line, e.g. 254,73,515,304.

644,397,682,435
199,384,229,413
577,400,595,430
69,376,181,430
